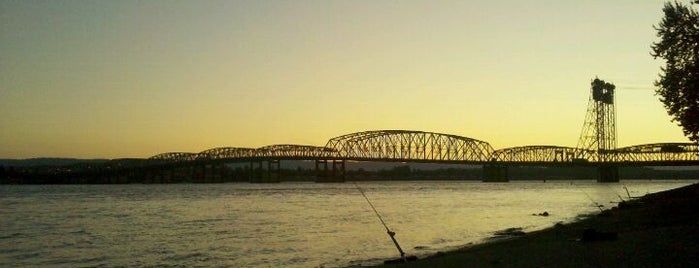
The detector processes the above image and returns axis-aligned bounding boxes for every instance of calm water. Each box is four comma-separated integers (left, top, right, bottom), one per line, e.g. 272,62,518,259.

0,180,696,267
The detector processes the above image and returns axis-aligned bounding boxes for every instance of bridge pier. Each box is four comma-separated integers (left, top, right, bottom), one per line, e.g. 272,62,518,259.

597,164,619,183
162,167,173,183
315,159,345,182
144,167,158,183
249,160,281,183
202,165,209,182
483,164,509,182
210,164,224,183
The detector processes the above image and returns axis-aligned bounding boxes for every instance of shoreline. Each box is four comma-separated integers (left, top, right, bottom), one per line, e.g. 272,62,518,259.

367,182,699,267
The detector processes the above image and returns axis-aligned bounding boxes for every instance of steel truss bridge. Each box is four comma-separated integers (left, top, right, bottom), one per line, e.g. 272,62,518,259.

115,130,696,183
15,79,696,183
132,78,699,182
142,130,699,166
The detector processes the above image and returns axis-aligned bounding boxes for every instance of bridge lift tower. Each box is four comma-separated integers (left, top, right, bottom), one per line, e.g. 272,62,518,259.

577,78,619,182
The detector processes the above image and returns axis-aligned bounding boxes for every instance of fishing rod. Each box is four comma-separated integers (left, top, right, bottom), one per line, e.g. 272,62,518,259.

623,185,632,199
353,182,407,262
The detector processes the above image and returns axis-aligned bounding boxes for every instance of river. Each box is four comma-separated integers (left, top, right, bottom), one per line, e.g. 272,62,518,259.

0,180,695,267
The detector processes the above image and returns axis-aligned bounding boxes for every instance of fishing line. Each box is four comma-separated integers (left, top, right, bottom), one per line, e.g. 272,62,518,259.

616,81,655,91
352,182,407,262
617,86,655,90
571,182,604,212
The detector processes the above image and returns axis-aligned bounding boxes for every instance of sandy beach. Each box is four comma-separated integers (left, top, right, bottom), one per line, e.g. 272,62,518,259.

374,182,699,267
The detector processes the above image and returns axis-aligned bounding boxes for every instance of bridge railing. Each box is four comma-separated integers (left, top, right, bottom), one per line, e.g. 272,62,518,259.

490,146,593,163
149,152,198,162
195,147,257,160
255,144,338,158
614,143,699,162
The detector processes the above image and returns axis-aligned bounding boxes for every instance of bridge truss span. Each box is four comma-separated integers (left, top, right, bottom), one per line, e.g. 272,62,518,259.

149,152,198,162
144,136,699,167
149,145,336,163
325,130,493,162
615,143,699,163
491,146,592,164
196,147,257,160
255,144,336,159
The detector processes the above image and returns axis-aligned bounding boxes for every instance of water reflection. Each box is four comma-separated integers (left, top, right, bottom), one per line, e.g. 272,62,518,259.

0,180,695,267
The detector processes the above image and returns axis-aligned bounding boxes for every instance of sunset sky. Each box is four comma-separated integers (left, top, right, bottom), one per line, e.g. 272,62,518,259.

0,0,692,159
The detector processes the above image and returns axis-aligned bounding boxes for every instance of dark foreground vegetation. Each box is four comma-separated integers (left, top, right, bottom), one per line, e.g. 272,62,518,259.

376,182,699,267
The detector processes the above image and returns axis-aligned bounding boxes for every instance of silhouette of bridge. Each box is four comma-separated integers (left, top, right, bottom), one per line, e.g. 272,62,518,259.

9,78,696,184
147,130,699,166
0,79,699,183
137,129,698,182
132,78,699,183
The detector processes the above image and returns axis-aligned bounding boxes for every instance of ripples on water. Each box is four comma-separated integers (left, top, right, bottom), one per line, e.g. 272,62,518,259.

0,180,695,267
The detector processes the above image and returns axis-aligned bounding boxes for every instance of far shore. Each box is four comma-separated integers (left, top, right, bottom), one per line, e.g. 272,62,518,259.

366,182,699,267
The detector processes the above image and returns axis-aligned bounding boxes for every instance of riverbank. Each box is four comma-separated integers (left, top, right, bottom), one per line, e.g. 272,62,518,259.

376,182,699,267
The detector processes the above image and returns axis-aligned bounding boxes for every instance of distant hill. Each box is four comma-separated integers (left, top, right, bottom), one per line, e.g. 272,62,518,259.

0,158,109,167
